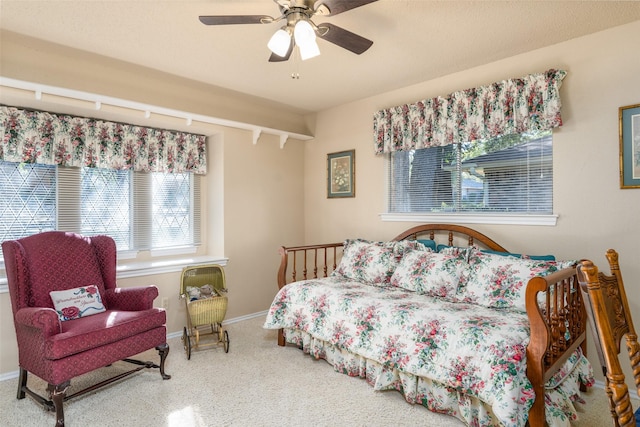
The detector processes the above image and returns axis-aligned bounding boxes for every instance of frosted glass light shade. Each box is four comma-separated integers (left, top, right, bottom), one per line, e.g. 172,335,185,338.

294,20,320,60
298,39,320,60
267,29,292,57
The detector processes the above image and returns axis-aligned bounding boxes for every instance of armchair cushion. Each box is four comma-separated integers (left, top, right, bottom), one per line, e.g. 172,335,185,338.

50,285,106,321
45,308,166,360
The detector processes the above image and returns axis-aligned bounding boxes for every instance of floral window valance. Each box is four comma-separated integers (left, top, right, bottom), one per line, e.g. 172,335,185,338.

373,69,567,154
0,105,207,174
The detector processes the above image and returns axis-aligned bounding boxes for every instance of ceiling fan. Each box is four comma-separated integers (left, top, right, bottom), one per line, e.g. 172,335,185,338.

199,0,378,62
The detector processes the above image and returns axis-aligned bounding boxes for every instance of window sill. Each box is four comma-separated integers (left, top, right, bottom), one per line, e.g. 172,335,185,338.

116,255,228,279
380,212,558,226
0,255,228,293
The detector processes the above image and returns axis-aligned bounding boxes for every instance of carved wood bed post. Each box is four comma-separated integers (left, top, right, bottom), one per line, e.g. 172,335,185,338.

277,246,289,346
526,276,551,427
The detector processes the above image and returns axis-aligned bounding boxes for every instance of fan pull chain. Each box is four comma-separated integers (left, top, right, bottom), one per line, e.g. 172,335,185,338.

291,47,301,79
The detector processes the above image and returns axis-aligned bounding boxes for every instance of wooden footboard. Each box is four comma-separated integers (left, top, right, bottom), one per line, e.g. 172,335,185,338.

275,224,587,426
525,266,587,427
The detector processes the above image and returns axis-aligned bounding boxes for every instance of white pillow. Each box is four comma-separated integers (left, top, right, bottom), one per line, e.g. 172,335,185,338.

50,285,106,321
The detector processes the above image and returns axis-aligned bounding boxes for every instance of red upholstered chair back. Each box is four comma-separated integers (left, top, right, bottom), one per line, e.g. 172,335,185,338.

3,231,118,315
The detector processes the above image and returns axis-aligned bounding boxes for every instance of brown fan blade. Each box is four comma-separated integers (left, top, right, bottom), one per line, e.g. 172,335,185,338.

316,23,373,55
199,15,273,25
268,42,294,62
315,0,378,16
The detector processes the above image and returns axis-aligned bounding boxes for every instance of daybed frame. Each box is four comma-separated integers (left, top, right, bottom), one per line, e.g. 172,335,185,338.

275,224,587,427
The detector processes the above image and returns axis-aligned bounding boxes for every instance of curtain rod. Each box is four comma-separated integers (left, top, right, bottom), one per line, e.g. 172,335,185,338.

0,77,314,148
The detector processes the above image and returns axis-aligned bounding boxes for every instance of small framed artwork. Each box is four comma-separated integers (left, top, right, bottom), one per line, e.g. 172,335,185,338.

327,149,355,198
619,103,640,189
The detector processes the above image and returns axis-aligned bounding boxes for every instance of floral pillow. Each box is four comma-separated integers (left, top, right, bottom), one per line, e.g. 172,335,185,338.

394,239,430,256
334,239,427,285
457,249,575,312
390,249,467,300
50,285,106,321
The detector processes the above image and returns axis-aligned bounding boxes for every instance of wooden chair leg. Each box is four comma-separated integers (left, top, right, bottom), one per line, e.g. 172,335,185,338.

605,381,621,427
156,343,171,380
608,372,635,427
47,382,70,427
17,367,28,399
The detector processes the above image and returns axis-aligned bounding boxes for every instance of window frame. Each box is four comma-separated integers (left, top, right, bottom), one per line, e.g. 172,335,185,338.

382,133,558,227
0,162,204,290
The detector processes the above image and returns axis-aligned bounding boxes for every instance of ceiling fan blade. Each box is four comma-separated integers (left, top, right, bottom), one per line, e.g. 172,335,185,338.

268,42,294,62
315,0,378,16
316,23,373,55
199,15,273,25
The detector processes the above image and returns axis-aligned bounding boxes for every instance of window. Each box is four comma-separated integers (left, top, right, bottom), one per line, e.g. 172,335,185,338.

387,131,553,217
0,161,201,260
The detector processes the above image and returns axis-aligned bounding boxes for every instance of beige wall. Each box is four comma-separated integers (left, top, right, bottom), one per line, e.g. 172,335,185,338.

0,30,312,136
304,21,640,386
1,20,639,391
0,32,308,375
0,123,306,376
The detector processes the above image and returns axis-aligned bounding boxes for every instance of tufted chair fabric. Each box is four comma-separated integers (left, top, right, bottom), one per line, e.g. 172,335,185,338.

3,231,170,427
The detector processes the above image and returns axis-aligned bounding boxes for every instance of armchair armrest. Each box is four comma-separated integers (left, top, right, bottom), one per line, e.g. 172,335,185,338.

104,286,159,311
14,307,62,338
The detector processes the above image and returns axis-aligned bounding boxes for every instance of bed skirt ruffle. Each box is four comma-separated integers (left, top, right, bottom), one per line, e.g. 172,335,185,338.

283,328,593,427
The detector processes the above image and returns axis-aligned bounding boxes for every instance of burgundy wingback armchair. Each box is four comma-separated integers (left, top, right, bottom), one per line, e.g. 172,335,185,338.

2,231,170,427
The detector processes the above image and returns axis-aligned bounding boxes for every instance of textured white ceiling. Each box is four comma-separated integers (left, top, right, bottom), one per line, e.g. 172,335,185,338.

1,1,639,113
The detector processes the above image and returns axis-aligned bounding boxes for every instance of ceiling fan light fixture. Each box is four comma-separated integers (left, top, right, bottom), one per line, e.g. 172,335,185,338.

294,19,320,60
298,39,320,60
267,28,292,57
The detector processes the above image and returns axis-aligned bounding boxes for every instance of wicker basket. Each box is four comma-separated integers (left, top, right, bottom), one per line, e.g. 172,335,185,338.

180,264,228,328
186,295,228,326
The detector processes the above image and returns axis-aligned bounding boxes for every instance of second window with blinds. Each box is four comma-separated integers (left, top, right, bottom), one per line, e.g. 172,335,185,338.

387,131,553,216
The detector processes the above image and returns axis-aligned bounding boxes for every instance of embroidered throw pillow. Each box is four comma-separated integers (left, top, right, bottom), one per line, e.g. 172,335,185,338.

390,249,467,300
50,285,106,321
458,249,575,312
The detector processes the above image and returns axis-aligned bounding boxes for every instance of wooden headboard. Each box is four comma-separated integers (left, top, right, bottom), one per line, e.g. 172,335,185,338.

277,223,508,289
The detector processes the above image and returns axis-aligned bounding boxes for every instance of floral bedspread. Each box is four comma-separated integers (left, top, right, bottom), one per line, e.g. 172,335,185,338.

264,277,593,427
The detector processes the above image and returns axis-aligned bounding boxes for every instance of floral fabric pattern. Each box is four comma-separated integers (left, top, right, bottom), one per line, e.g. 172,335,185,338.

390,249,466,300
373,69,566,154
0,105,207,174
333,239,427,285
266,278,534,425
458,249,575,312
264,277,593,427
283,327,591,427
264,277,592,426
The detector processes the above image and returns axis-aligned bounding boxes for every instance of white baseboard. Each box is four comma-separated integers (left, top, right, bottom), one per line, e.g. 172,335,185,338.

167,309,268,339
0,310,270,382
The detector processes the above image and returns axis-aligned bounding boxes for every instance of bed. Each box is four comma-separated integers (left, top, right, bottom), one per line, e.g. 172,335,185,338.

264,224,593,426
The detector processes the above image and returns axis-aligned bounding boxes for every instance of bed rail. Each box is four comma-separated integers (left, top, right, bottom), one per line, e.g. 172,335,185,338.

525,266,587,426
277,243,343,290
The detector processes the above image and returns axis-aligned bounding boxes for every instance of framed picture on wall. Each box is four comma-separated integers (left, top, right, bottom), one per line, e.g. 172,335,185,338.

619,103,640,189
327,150,355,198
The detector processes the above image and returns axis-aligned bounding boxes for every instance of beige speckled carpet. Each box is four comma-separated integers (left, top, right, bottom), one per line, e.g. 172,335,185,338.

0,315,614,426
